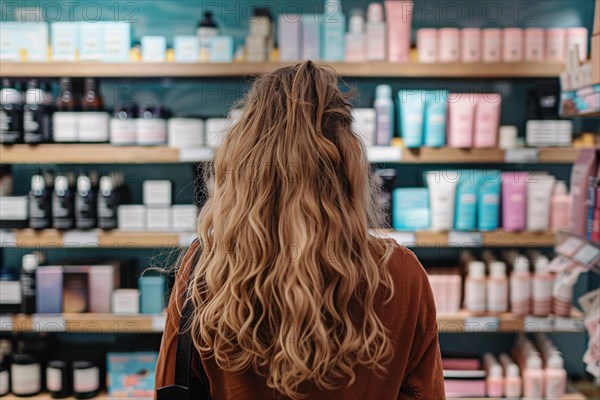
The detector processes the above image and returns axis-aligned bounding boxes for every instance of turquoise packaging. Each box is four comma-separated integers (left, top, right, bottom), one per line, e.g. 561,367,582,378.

424,90,448,147
398,91,425,148
210,36,234,62
477,170,502,231
321,0,346,61
139,276,165,314
454,170,482,231
107,352,157,398
392,188,430,230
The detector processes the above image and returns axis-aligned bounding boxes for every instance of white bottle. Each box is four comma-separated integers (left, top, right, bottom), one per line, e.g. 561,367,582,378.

465,261,487,314
366,3,386,60
345,9,366,62
487,261,508,313
509,254,531,315
499,353,522,399
374,84,394,145
544,353,567,399
196,12,219,62
523,353,544,399
531,254,553,317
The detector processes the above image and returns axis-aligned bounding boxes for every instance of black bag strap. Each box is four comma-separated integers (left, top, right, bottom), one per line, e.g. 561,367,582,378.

157,242,211,400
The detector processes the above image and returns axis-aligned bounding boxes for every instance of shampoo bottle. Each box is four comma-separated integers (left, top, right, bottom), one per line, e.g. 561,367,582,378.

487,261,508,313
531,253,553,317
52,174,76,230
366,3,386,61
464,261,486,314
29,171,53,229
374,85,394,145
98,174,119,230
384,0,413,62
544,353,567,399
20,253,39,314
477,171,501,231
345,9,366,62
23,79,52,144
499,353,522,399
509,254,531,316
0,78,23,144
398,90,424,148
423,91,447,147
75,172,98,230
196,12,219,61
483,353,504,398
550,181,571,232
523,353,544,399
321,0,346,61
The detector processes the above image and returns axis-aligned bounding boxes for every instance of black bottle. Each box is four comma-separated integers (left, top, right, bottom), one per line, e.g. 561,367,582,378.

52,174,75,230
98,174,119,230
29,171,53,229
10,351,41,397
23,79,53,143
46,360,70,399
75,172,97,229
0,78,23,143
374,169,397,229
72,361,100,399
20,253,40,315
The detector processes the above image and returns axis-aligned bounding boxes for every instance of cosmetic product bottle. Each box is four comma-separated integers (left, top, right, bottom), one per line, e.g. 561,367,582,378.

587,178,597,240
375,169,397,228
98,174,120,230
509,254,531,315
531,253,553,317
454,170,479,231
79,78,108,142
477,171,501,231
301,14,320,61
384,0,412,63
593,187,600,243
544,353,566,399
72,361,100,399
499,353,522,398
374,85,394,145
11,352,41,397
0,354,8,396
502,28,524,62
23,79,52,144
483,353,504,398
426,171,458,231
139,276,166,314
447,94,475,148
566,27,588,62
527,176,555,231
345,9,366,62
366,3,386,61
0,78,23,143
417,28,437,63
321,0,346,62
197,12,219,62
569,150,597,237
110,104,137,145
482,28,501,63
0,165,11,196
29,171,53,229
75,173,98,229
423,90,447,147
550,181,571,232
438,28,460,63
501,172,527,231
523,353,544,399
81,78,103,112
278,14,301,62
525,28,545,61
398,90,425,148
47,360,70,399
461,28,481,63
52,174,76,230
136,104,168,145
36,266,64,314
20,253,39,314
473,93,501,148
0,270,21,313
498,125,518,149
464,261,486,314
53,77,78,143
546,29,566,62
247,8,273,62
487,261,508,313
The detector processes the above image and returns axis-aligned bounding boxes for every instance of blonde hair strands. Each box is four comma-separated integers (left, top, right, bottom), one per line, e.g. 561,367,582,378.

186,62,395,399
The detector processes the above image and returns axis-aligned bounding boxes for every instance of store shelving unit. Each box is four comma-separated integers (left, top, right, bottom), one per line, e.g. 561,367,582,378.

0,61,565,78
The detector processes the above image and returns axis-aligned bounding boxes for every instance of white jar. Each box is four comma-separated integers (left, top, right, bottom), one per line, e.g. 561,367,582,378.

168,118,204,148
78,112,109,142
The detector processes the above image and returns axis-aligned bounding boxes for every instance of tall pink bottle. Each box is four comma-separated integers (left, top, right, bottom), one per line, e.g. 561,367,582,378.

523,353,544,399
550,181,571,232
473,93,501,148
510,254,531,315
484,353,504,398
384,1,413,63
487,261,508,313
531,254,553,317
544,354,567,399
499,353,523,398
502,172,528,231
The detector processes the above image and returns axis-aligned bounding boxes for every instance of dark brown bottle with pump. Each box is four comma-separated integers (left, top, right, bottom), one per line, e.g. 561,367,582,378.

23,79,53,143
56,77,77,111
81,78,103,111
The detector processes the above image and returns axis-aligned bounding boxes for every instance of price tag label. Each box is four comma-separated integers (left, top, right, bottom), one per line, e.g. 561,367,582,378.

32,314,66,332
0,230,16,247
553,317,585,332
573,244,600,267
366,146,402,163
63,230,99,247
464,316,500,332
505,148,539,163
178,233,197,247
448,231,483,247
0,315,13,331
524,316,553,332
152,314,167,332
179,147,214,162
388,231,417,246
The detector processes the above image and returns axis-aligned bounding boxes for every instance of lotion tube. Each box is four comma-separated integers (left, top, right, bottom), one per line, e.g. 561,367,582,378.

426,170,459,231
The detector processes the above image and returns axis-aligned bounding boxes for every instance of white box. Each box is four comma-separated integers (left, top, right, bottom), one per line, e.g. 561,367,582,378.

146,207,171,231
78,112,109,142
79,22,104,61
351,109,377,146
21,22,49,61
168,118,204,148
52,112,79,142
302,15,320,60
117,205,146,231
102,22,131,62
0,196,28,221
0,22,21,61
278,14,301,61
174,36,200,62
141,36,167,62
172,205,197,232
112,289,140,314
51,22,78,61
143,181,172,206
526,120,573,147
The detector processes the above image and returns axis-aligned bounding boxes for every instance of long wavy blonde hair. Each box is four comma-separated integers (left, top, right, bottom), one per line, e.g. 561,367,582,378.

187,61,395,398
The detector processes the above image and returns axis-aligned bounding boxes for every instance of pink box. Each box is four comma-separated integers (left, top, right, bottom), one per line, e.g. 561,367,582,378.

461,28,481,63
474,93,501,148
502,172,529,232
525,28,545,61
439,28,460,63
447,93,475,148
482,28,502,63
566,27,588,62
417,28,437,63
385,0,413,63
89,265,120,313
503,28,524,62
546,28,566,62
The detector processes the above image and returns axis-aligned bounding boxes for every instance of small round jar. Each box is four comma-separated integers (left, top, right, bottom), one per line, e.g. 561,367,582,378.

502,28,523,62
11,353,41,397
525,28,545,61
546,28,566,62
438,28,460,63
482,28,502,63
72,361,100,399
136,105,168,146
416,28,438,63
461,28,481,63
47,360,70,399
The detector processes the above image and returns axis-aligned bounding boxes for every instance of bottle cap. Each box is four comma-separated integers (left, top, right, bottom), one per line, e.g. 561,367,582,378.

553,181,568,196
489,363,503,378
99,176,113,195
349,10,364,34
498,126,518,149
512,254,530,273
468,261,486,278
376,84,392,99
31,174,45,192
54,176,69,192
490,261,506,278
77,175,92,193
526,354,542,369
22,254,39,271
534,254,549,273
547,354,563,369
506,363,520,377
367,3,383,22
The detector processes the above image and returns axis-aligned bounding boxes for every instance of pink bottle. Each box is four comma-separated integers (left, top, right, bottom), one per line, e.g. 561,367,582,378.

473,93,501,148
487,261,508,313
523,354,544,399
500,353,523,398
503,28,524,62
384,1,413,63
509,254,531,316
546,28,566,62
439,28,460,63
501,172,528,232
461,28,481,63
464,261,486,314
544,354,567,399
525,28,545,61
550,181,571,232
566,27,588,62
417,28,438,63
482,28,502,63
447,93,475,148
484,353,504,398
531,254,553,317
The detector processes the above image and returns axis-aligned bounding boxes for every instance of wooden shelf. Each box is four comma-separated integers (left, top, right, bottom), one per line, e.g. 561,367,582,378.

0,144,580,164
0,61,565,78
5,229,556,248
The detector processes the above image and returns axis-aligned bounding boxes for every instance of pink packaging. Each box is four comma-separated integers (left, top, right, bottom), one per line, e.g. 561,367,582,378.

482,28,502,63
439,28,460,63
501,172,528,231
503,28,523,62
447,93,475,148
88,265,119,313
417,28,437,63
385,1,413,63
474,93,501,148
569,149,597,236
525,28,545,61
566,27,588,62
461,28,481,63
546,28,566,62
